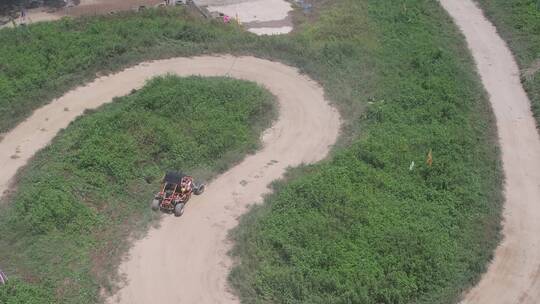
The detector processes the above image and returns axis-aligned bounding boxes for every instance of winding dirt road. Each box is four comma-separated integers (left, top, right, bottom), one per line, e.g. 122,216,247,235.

0,56,340,303
439,1,540,303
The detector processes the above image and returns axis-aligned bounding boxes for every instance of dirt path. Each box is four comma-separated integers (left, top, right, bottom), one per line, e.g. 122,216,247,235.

438,1,540,303
1,0,294,35
0,56,340,303
0,0,163,29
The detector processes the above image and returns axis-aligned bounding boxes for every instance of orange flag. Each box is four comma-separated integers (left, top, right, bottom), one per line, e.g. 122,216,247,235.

426,149,433,167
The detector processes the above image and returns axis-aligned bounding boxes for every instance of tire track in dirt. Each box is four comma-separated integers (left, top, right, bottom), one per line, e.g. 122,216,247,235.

439,1,540,304
0,56,341,303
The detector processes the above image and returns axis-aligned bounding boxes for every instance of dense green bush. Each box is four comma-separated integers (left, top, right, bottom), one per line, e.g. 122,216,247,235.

476,0,540,127
0,75,275,303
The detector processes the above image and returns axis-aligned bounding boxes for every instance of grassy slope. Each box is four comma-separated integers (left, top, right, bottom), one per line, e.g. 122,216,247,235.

475,0,540,127
0,8,247,133
0,1,502,303
230,1,502,304
0,76,275,303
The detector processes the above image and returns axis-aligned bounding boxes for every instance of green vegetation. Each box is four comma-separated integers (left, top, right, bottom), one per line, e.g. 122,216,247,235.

475,0,540,126
0,1,502,303
0,75,275,303
230,1,502,304
0,8,246,132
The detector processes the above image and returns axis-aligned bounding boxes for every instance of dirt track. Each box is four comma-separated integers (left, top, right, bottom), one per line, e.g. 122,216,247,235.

0,56,341,303
439,1,540,303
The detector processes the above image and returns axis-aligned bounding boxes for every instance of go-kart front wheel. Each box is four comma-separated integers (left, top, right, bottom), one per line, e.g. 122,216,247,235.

151,199,160,211
174,203,185,217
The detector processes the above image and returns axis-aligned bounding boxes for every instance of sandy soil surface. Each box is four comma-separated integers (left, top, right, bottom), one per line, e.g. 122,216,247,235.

0,56,341,303
439,1,540,304
204,0,294,35
207,0,291,23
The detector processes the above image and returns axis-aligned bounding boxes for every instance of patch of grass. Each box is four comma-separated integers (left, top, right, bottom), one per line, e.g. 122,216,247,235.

0,7,248,132
475,0,540,127
0,75,275,303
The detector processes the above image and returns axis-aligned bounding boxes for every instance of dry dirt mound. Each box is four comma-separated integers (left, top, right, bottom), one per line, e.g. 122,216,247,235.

439,1,540,304
0,56,341,303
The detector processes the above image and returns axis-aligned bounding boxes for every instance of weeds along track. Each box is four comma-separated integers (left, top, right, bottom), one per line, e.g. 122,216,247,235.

439,1,540,303
0,55,341,303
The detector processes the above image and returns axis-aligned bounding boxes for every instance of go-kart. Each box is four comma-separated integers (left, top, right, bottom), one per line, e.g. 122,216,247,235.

151,171,205,217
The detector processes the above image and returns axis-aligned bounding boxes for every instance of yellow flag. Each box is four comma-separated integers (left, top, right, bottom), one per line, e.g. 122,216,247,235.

426,149,433,167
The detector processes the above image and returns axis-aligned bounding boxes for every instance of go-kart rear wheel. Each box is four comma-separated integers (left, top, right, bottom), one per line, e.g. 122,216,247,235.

174,203,185,217
151,199,160,211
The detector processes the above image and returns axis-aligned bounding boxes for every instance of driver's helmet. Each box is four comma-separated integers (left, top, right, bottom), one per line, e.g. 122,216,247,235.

180,176,192,193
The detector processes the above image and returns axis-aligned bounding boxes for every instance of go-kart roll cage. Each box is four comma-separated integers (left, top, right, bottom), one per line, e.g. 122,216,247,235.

157,172,193,212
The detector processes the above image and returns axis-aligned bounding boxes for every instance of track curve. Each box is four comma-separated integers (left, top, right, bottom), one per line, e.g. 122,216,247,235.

0,56,341,303
438,1,540,304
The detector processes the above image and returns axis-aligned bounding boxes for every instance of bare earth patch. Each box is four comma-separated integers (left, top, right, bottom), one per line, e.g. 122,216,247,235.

203,0,294,35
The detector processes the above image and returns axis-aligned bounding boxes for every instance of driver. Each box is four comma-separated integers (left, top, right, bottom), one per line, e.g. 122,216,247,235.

179,176,193,200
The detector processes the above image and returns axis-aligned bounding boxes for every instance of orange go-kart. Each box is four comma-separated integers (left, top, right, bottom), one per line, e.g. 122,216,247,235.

151,171,205,217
